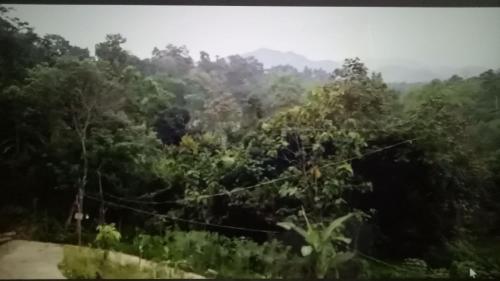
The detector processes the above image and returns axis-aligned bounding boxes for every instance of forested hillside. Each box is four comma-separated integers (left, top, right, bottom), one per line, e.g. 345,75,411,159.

1,6,499,279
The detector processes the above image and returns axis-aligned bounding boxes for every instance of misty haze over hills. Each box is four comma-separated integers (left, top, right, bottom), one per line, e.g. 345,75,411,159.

243,48,491,83
243,48,340,73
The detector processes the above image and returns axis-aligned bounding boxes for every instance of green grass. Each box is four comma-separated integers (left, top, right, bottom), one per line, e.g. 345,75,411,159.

58,245,201,279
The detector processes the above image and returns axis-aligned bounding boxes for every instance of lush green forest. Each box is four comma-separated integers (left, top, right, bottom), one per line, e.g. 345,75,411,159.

1,6,500,279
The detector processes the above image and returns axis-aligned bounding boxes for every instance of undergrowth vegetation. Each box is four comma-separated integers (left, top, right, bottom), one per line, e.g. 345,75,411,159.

58,245,198,279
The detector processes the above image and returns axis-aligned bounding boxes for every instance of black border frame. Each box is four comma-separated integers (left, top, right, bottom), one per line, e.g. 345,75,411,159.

1,0,500,7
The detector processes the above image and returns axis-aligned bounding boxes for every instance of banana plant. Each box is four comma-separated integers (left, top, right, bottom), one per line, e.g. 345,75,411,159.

277,207,356,278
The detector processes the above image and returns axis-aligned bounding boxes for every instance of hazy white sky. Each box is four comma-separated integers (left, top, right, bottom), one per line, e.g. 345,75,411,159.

8,5,500,69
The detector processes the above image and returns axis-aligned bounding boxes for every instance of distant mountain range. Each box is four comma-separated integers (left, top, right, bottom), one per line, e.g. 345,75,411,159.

243,48,339,73
242,48,490,83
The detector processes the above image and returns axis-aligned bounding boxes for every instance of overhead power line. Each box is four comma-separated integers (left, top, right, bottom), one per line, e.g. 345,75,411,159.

95,137,420,206
84,138,420,235
103,191,182,205
84,194,278,234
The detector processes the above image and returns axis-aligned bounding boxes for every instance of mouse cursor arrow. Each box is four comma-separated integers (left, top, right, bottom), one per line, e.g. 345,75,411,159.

469,268,477,278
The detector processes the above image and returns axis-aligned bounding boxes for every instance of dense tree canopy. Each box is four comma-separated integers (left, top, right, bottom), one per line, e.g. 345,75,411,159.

1,7,499,279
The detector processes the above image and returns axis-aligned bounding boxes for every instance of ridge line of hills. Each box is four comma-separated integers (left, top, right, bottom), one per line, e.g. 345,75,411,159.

242,48,491,83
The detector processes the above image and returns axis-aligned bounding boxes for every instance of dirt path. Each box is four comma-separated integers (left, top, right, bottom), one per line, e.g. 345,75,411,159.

0,240,66,279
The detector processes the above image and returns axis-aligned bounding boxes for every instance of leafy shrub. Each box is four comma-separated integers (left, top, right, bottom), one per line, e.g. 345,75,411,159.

450,260,486,278
447,239,500,278
133,233,166,261
95,223,121,251
162,230,295,277
129,230,301,278
447,239,482,262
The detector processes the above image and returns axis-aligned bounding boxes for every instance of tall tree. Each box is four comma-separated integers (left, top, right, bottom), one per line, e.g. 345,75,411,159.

95,34,130,72
42,34,89,60
0,6,48,89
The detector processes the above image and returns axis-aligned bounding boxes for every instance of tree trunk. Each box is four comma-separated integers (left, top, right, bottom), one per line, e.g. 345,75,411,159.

71,92,93,246
97,170,106,225
77,123,88,246
76,187,83,246
65,193,78,230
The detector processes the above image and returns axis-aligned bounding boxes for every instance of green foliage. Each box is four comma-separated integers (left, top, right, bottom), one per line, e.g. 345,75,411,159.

59,245,192,279
59,246,103,279
129,230,298,278
446,239,500,278
0,6,52,88
95,223,121,251
95,34,130,72
359,257,451,279
278,209,357,278
261,74,306,114
235,79,370,224
42,34,89,60
450,260,488,278
2,7,500,280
